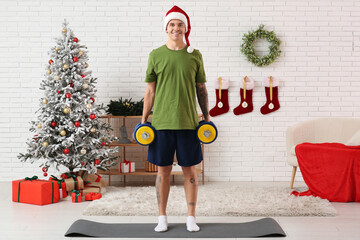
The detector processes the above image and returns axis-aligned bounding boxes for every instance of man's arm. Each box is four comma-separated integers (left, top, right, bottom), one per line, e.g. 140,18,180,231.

141,81,156,124
196,82,210,122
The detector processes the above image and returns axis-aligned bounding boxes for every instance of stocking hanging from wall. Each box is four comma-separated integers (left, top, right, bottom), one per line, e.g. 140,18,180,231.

260,76,280,115
209,77,229,117
233,76,254,115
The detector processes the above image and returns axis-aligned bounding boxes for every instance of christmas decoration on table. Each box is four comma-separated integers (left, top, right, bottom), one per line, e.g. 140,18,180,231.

233,76,254,115
61,173,84,191
240,24,281,67
107,97,144,116
12,176,60,205
71,190,82,203
17,19,119,175
120,160,135,173
260,76,280,115
49,175,67,198
209,77,229,117
85,192,102,201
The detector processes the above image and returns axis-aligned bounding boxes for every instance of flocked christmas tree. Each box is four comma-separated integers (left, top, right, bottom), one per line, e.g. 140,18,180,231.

18,20,118,175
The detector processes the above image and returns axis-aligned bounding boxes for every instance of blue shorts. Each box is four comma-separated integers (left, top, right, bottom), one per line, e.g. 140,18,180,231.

148,130,203,167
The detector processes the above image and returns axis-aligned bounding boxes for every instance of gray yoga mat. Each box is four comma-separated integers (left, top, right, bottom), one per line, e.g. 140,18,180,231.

65,217,286,238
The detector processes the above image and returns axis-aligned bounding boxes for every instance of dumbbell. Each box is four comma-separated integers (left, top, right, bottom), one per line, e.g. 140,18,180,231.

133,122,156,146
196,120,218,144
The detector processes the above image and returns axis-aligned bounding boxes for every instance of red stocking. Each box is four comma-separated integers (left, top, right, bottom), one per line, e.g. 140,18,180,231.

260,77,280,115
210,78,229,117
233,76,254,115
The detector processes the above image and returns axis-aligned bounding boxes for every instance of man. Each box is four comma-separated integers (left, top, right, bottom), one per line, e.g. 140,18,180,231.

141,5,210,232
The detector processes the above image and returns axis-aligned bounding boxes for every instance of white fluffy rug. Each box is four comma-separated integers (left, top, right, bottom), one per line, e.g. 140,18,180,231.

83,183,337,217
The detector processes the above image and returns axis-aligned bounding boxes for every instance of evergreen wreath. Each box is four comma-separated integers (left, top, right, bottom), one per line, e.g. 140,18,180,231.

240,24,281,67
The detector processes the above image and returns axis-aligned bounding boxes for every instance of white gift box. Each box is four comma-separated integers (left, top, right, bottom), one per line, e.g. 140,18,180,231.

120,161,135,173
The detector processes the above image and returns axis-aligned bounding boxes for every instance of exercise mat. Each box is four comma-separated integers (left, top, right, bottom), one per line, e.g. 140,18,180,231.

65,217,286,238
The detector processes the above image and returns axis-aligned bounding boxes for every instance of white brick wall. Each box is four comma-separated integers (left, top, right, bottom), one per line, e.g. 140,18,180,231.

1,0,360,183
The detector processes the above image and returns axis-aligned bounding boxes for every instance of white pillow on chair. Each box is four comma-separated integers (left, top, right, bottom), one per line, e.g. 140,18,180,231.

346,130,360,146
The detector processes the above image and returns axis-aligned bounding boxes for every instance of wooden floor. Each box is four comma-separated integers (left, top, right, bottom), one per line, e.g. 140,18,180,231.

4,181,360,240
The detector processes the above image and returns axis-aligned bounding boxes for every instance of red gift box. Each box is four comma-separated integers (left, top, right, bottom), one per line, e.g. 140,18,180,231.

72,190,82,203
49,175,67,198
85,192,102,201
12,176,60,206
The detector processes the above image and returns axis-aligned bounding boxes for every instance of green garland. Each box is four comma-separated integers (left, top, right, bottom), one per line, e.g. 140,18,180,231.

107,98,144,116
240,24,281,67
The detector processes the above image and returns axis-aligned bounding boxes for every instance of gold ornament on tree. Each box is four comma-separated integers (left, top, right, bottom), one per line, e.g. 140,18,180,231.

47,69,52,75
54,75,60,81
42,141,49,147
64,64,69,70
90,127,96,133
79,51,83,56
85,63,89,68
63,107,70,114
37,123,42,129
62,28,66,33
86,103,92,109
83,83,89,89
60,130,66,136
42,98,48,104
80,148,87,155
55,47,59,52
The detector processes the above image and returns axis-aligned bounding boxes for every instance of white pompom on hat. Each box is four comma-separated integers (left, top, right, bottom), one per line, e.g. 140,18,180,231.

164,5,194,53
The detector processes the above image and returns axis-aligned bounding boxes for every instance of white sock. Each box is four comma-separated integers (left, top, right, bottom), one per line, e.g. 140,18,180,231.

154,215,168,232
186,216,200,232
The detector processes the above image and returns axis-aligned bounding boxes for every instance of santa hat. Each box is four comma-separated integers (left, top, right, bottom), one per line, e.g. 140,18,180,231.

164,5,194,53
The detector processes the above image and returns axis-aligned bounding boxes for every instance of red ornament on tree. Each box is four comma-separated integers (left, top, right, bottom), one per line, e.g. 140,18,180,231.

42,167,48,172
73,57,79,62
51,121,57,127
64,148,70,154
65,93,71,98
43,172,48,177
90,114,96,120
33,135,38,141
57,91,61,94
70,83,74,87
73,37,79,42
95,159,101,165
81,162,85,166
81,75,85,78
74,121,81,127
101,142,106,146
49,59,53,64
90,97,95,103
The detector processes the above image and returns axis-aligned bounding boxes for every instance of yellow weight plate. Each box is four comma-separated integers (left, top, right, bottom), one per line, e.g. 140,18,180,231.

136,126,155,145
197,124,216,143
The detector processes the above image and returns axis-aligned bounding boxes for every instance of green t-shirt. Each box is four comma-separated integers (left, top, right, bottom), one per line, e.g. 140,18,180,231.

145,45,206,130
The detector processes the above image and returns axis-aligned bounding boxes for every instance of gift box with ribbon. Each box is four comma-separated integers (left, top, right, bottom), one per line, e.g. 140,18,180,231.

85,192,102,201
120,160,135,173
78,170,108,187
61,173,84,191
71,190,82,203
49,175,67,198
12,176,60,206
